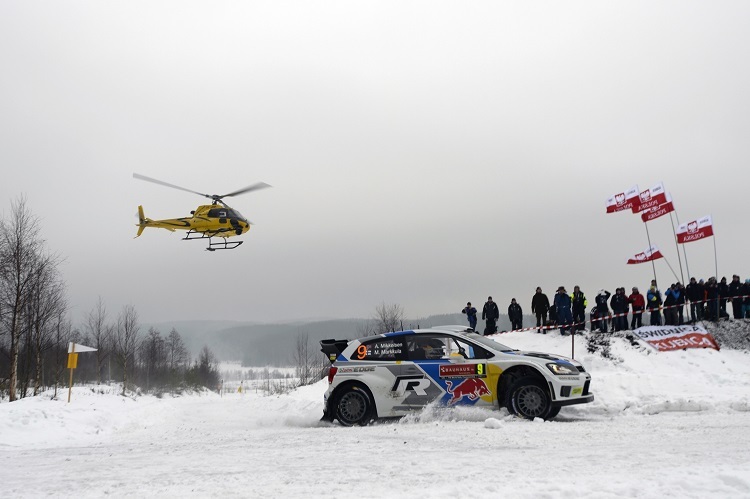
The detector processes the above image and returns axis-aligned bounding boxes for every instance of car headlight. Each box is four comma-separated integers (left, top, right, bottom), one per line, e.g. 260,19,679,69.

546,362,579,376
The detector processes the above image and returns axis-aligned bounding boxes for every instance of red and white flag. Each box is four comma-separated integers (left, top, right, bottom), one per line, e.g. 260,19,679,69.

632,182,667,213
626,245,664,265
606,185,639,213
641,192,675,222
677,215,714,244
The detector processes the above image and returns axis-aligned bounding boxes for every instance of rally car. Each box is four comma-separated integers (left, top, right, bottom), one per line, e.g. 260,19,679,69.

320,326,593,426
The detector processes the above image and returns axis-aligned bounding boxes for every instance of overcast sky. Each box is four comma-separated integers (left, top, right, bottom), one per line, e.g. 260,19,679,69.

1,1,748,326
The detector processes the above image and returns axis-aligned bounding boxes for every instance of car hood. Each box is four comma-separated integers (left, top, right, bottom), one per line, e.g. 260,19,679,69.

503,350,581,366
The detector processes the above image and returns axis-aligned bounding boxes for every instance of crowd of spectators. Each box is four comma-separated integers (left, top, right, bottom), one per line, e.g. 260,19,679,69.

466,275,750,335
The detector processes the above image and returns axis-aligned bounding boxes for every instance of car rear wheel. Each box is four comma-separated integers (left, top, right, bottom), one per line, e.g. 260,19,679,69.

506,377,552,420
335,385,373,426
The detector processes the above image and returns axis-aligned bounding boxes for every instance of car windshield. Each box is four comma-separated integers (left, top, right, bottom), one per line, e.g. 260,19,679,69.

463,332,515,353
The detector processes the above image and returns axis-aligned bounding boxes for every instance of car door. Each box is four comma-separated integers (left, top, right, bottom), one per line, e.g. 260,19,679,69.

405,334,496,408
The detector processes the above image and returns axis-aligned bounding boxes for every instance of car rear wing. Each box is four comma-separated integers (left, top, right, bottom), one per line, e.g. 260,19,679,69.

320,339,349,363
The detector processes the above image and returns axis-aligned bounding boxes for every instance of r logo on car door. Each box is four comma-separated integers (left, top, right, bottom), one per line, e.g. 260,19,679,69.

392,376,431,396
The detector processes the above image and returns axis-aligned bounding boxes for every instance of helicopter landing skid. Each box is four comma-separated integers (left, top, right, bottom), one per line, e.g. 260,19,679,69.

183,230,243,251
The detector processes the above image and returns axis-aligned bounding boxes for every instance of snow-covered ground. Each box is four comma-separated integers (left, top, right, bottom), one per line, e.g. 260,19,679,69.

2,330,750,498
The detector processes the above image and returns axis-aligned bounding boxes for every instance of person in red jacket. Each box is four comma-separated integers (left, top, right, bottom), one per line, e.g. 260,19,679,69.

628,286,646,329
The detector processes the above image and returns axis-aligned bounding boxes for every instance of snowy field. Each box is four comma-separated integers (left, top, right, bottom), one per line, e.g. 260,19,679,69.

2,330,750,498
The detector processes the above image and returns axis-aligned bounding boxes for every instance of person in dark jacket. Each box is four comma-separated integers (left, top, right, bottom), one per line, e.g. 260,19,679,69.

675,282,686,324
590,306,600,332
531,287,550,333
482,296,499,335
628,287,645,329
705,277,719,321
647,285,662,325
571,286,587,332
685,277,704,323
743,279,750,319
595,290,611,332
610,287,629,331
508,298,523,331
718,277,730,319
664,284,679,325
554,286,573,335
729,275,743,319
461,302,478,331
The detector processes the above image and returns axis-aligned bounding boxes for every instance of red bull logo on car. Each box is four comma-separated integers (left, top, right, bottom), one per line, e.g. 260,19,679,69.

445,378,491,405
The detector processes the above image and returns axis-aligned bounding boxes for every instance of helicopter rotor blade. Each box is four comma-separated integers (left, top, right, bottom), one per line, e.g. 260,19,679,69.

133,173,211,199
219,182,272,199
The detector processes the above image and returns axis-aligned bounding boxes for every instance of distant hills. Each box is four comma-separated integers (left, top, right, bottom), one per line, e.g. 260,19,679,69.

144,313,534,366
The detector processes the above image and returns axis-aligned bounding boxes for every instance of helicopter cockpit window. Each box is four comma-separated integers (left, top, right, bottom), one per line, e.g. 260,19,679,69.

208,208,229,218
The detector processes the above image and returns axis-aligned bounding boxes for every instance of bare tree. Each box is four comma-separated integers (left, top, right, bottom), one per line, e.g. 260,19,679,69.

27,258,66,395
85,297,111,384
114,305,140,396
52,312,72,399
292,332,326,386
374,302,404,334
0,197,44,401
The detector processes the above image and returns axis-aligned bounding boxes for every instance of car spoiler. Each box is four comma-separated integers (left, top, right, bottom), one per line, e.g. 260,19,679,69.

320,339,349,363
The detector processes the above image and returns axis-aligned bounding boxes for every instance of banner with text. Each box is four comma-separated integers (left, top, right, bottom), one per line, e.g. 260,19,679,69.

632,182,667,214
641,192,675,222
676,215,714,244
632,325,720,352
606,185,640,214
626,245,664,265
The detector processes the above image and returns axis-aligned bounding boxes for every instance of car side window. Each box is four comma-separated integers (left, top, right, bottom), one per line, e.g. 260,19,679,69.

446,337,491,360
354,337,406,361
407,335,449,361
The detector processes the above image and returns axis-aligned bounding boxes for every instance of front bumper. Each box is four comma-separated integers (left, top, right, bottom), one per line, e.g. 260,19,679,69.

552,393,595,407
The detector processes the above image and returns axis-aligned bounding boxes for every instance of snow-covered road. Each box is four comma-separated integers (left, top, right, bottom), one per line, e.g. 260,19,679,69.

3,331,750,498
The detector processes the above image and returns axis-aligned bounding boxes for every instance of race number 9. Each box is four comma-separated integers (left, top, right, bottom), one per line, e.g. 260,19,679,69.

356,345,367,360
477,363,484,375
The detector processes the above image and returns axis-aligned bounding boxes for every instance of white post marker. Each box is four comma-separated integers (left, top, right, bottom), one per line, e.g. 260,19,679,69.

67,342,98,403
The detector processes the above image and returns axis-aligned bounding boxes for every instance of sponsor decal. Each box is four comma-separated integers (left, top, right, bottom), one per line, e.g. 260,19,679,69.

571,387,583,396
632,325,720,351
337,366,376,373
392,376,431,396
439,363,487,379
445,378,491,404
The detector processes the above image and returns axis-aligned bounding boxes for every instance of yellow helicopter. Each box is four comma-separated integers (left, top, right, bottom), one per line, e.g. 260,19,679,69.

133,173,271,251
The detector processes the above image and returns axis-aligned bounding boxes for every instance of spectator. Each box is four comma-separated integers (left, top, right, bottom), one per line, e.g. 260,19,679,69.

610,287,629,331
548,295,558,333
461,302,478,331
590,306,600,332
508,298,523,331
675,282,686,325
628,286,645,329
554,286,573,335
531,287,550,333
595,289,612,332
686,277,704,323
705,277,719,321
482,296,499,335
718,277,730,319
664,284,678,325
743,279,750,319
571,285,587,332
729,275,743,319
647,285,662,326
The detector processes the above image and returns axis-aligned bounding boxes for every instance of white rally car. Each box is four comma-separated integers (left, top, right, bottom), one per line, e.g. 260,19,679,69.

320,326,593,426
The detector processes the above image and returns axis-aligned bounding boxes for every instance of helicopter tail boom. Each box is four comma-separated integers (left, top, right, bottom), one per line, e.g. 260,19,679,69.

135,205,149,238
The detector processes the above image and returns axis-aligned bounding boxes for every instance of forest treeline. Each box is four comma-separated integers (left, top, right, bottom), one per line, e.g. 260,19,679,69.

0,198,221,401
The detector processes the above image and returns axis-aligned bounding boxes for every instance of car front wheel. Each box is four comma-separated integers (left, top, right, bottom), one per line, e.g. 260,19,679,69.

335,385,373,426
507,377,552,420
